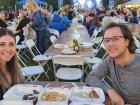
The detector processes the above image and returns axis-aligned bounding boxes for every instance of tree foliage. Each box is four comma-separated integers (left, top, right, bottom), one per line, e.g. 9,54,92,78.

0,0,18,8
44,0,57,5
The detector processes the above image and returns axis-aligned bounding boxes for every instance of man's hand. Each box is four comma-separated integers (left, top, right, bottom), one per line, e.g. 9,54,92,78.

107,89,124,105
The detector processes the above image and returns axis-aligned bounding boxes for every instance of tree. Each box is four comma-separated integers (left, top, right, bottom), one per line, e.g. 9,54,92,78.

0,0,17,8
44,0,58,11
44,0,57,5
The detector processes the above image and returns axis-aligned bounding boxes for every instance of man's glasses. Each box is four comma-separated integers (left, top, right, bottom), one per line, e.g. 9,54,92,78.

103,36,124,44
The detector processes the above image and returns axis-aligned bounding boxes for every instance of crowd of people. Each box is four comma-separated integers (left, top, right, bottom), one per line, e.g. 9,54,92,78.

0,0,140,104
0,0,76,54
82,6,140,37
83,6,140,105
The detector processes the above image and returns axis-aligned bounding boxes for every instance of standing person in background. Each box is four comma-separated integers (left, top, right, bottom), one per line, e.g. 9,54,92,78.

86,23,140,105
24,0,48,54
0,10,7,28
0,28,24,100
41,8,53,27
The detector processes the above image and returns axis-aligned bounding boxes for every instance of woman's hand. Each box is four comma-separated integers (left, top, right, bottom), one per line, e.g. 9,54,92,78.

107,89,124,105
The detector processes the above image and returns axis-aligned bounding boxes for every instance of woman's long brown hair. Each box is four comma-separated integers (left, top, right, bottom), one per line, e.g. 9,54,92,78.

0,28,24,91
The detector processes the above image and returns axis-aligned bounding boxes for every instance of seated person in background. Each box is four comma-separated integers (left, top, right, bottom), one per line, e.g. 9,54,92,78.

130,10,139,24
49,14,67,34
58,10,71,27
124,11,132,23
88,16,101,37
67,7,76,21
7,10,15,22
16,10,30,44
83,12,94,31
0,10,7,28
86,23,140,105
0,28,24,100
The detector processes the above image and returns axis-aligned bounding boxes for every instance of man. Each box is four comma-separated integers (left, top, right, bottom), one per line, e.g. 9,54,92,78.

86,23,140,105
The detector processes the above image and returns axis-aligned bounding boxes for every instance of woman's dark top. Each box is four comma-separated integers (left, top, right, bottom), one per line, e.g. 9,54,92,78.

0,19,7,28
16,17,30,31
15,17,30,44
0,87,4,100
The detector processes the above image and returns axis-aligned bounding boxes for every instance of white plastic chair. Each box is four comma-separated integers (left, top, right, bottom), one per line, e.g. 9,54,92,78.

16,36,30,62
48,28,60,38
92,36,103,44
25,39,52,78
91,36,103,54
25,39,52,66
50,35,57,44
16,35,20,44
18,55,48,82
91,27,102,38
82,42,107,74
102,74,112,87
53,55,84,81
133,36,140,53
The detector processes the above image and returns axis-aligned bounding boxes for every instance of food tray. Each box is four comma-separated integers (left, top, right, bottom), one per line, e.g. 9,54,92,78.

3,84,43,100
70,86,105,104
69,102,104,105
39,87,70,105
0,100,33,105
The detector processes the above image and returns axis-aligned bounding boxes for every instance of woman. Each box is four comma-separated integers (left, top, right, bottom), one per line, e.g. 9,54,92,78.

16,10,30,44
24,0,48,54
0,28,24,100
